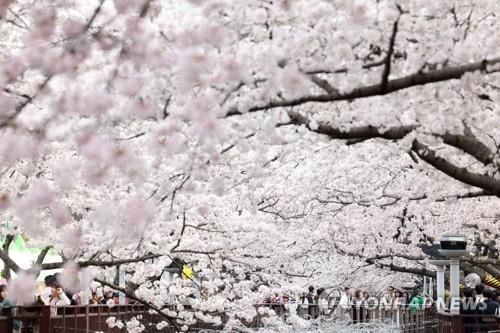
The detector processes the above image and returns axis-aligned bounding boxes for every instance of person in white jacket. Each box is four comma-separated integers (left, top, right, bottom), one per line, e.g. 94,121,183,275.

337,287,351,315
49,285,71,315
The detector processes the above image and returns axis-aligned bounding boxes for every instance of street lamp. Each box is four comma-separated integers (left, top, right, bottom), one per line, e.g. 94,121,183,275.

422,243,449,312
439,234,468,315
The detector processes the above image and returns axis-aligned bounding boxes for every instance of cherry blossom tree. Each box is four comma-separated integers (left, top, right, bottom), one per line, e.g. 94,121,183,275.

1,0,500,331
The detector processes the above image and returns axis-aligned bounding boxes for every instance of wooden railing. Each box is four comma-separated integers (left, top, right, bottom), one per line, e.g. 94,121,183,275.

1,305,181,333
1,304,499,333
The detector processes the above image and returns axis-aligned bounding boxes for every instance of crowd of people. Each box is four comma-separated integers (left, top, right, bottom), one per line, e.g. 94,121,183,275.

0,273,134,313
460,284,500,332
260,284,500,324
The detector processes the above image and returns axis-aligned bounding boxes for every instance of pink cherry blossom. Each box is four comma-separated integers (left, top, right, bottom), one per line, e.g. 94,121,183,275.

7,272,38,305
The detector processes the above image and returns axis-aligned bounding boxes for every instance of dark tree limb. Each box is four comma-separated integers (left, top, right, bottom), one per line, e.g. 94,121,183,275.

309,75,337,94
440,132,494,166
0,245,22,274
282,111,418,140
227,56,500,116
36,253,164,271
35,246,51,266
411,140,500,196
1,234,15,279
381,16,401,92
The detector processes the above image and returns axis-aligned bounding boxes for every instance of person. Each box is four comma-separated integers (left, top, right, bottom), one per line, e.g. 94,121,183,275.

316,288,328,316
351,289,363,323
54,273,78,305
298,292,309,318
393,290,403,325
401,292,410,310
306,286,316,319
491,290,498,302
409,289,424,315
381,286,395,319
0,285,21,332
48,283,71,315
104,291,115,306
93,288,106,304
337,287,351,315
361,291,371,322
475,284,485,303
112,292,120,305
480,289,499,331
43,275,57,304
460,287,478,333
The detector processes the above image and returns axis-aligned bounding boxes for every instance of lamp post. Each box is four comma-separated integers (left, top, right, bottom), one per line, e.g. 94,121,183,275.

439,234,468,315
428,259,448,312
420,243,448,312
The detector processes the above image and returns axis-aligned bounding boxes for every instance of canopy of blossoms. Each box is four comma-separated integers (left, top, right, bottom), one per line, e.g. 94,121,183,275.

0,0,499,330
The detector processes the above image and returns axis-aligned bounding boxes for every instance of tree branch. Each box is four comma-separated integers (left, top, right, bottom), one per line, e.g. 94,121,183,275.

381,16,401,92
282,111,418,140
441,131,494,166
412,139,500,196
37,253,164,271
35,246,51,266
227,56,500,116
1,234,15,279
0,247,22,274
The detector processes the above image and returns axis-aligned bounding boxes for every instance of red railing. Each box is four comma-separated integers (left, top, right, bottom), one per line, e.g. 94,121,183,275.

1,305,182,333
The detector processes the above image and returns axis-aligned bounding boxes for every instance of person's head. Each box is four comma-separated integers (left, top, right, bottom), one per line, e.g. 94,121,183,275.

344,287,350,293
45,275,56,288
308,286,314,293
491,291,498,301
475,284,484,295
388,286,394,293
51,285,62,299
0,285,7,301
362,291,369,298
395,290,401,297
483,289,492,300
354,289,361,298
463,287,474,299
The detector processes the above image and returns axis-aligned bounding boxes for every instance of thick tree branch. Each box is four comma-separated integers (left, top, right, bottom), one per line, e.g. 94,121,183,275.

227,56,500,116
37,253,164,271
0,248,22,274
1,234,15,279
35,246,51,266
412,139,500,196
441,132,494,166
282,111,417,140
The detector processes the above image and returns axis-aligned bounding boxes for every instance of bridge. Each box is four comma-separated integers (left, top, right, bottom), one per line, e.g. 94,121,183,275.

1,304,500,332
